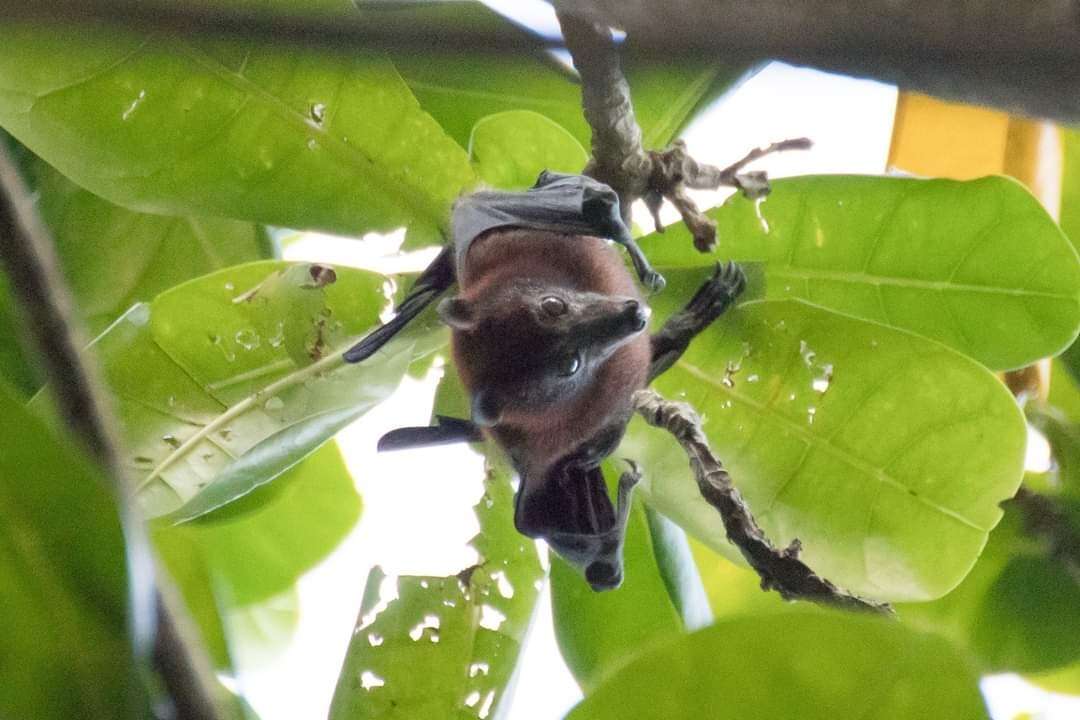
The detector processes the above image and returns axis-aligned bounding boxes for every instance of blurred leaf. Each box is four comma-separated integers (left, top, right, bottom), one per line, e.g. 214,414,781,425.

329,462,543,720
0,28,474,238
1027,662,1080,696
643,507,713,631
156,440,360,608
624,295,1026,601
566,612,989,720
1029,406,1080,499
1062,128,1080,254
551,497,685,692
1048,359,1080,424
27,153,271,336
30,261,410,520
390,4,753,154
899,502,1080,674
224,588,301,669
153,528,233,669
0,137,269,395
639,175,1080,371
470,110,587,190
0,273,37,394
0,381,145,719
691,540,793,617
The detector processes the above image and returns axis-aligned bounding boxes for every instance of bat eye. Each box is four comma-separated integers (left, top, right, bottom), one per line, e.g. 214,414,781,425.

541,296,567,317
559,353,581,376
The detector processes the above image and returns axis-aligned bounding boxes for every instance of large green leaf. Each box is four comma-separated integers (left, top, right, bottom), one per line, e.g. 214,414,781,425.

469,110,587,190
0,381,145,719
30,261,412,520
156,440,359,609
0,27,474,238
27,156,271,336
566,612,989,720
328,460,543,720
0,138,270,395
624,294,1025,601
639,175,1080,371
898,502,1080,674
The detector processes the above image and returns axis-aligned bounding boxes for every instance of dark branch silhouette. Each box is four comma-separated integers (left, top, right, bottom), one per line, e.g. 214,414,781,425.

634,389,893,614
0,143,224,720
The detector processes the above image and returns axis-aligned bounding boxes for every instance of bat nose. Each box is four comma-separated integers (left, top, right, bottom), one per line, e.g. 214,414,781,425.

624,299,651,331
586,560,622,590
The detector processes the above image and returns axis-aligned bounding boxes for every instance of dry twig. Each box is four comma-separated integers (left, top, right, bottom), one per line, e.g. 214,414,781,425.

557,11,810,251
633,389,892,614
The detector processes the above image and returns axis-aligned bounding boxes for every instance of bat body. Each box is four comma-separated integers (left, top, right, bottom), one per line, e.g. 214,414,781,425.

345,172,745,590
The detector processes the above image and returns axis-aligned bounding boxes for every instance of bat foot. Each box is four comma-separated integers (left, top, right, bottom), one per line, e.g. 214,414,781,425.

642,269,666,294
685,261,745,320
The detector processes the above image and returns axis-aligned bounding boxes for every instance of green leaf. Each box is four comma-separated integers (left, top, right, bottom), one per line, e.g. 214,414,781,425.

639,175,1080,371
328,463,543,720
469,110,587,190
899,502,1080,674
0,272,37,394
0,381,145,719
551,498,685,693
0,137,269,394
29,261,409,520
1030,406,1080,499
1027,662,1080,697
0,28,474,237
691,540,794,617
624,295,1026,601
566,612,989,720
29,153,271,336
156,439,360,607
643,507,713,631
1062,128,1080,254
384,2,752,151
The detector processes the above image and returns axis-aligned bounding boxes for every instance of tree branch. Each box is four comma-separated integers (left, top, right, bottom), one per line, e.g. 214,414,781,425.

557,10,809,250
4,0,1080,121
634,389,892,614
0,143,222,720
555,0,1080,123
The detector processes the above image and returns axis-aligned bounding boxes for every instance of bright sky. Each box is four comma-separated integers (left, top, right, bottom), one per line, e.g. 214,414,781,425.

233,6,1080,718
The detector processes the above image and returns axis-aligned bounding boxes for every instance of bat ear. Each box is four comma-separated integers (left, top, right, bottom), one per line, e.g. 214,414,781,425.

471,389,502,427
437,296,475,330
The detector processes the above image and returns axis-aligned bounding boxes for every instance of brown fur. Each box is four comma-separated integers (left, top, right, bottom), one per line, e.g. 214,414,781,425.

450,228,651,477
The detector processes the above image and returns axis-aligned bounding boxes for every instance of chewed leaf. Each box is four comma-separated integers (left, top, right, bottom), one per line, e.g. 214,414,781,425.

624,293,1025,601
0,27,474,237
640,175,1080,371
31,261,413,519
329,464,543,720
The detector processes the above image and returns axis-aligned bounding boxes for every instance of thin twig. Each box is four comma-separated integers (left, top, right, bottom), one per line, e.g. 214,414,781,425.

555,11,810,251
0,144,223,720
557,12,650,220
633,389,892,614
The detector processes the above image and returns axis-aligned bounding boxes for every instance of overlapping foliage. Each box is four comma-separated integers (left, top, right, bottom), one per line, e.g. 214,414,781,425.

1,2,1079,719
